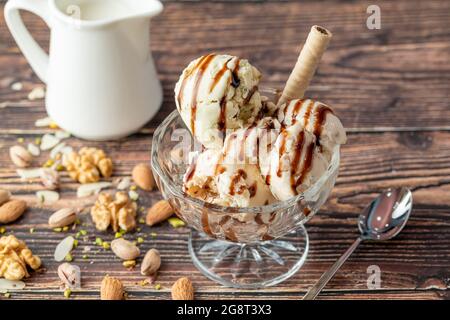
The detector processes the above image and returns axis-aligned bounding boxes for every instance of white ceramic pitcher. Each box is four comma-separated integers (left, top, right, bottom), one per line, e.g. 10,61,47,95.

5,0,163,140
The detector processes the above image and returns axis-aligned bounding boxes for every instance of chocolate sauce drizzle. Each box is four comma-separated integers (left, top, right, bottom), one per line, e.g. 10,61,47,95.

249,182,257,198
313,104,333,148
177,55,210,113
229,169,247,195
294,141,314,190
214,57,242,137
201,210,213,236
231,59,241,88
290,99,304,125
255,213,264,225
189,54,216,135
290,130,306,192
239,124,255,162
210,57,233,93
242,86,258,105
276,130,288,178
218,96,227,132
185,161,197,183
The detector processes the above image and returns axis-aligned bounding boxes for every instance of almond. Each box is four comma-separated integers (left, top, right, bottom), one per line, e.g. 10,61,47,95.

49,208,77,228
140,249,161,276
146,200,174,226
172,277,194,300
100,275,123,300
111,238,140,260
0,199,26,224
9,145,33,168
132,163,155,191
0,189,11,206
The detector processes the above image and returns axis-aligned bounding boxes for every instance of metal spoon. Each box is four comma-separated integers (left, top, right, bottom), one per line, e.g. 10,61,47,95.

303,187,413,300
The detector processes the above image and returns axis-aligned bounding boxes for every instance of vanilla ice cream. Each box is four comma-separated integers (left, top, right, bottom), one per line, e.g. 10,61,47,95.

268,121,330,201
178,55,347,207
183,141,276,207
221,117,281,173
277,99,346,154
175,54,263,149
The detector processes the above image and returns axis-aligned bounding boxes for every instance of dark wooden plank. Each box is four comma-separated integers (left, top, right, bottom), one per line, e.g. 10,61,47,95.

1,0,450,131
1,0,450,300
0,130,449,299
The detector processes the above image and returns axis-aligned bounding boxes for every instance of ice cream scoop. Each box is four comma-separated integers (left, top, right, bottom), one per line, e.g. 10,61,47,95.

221,117,281,173
174,54,263,149
268,121,330,201
183,141,276,207
183,149,222,204
277,99,347,154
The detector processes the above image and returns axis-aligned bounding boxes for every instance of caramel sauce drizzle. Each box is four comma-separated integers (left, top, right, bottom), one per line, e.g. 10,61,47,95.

190,54,216,135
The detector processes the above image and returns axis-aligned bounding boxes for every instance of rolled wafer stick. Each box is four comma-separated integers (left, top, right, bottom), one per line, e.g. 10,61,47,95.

278,25,332,106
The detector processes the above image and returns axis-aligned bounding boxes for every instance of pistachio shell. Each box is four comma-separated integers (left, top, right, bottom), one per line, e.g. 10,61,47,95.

111,238,140,260
48,208,77,228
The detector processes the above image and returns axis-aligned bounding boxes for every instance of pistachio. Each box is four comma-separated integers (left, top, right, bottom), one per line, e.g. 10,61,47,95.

57,263,81,289
9,145,33,168
140,249,161,276
111,238,140,260
48,208,77,228
40,168,59,190
122,260,136,268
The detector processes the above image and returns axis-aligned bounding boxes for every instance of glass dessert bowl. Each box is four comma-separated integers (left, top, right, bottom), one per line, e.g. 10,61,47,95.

151,107,340,289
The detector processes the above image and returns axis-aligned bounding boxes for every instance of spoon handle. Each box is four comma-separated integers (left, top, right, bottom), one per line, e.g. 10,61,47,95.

303,236,363,300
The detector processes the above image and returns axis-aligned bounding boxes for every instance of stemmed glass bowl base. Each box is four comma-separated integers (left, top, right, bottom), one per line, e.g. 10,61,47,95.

188,225,309,289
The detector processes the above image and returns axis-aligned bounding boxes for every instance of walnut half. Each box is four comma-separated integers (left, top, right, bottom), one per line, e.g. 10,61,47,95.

63,147,113,184
0,235,41,281
91,191,137,232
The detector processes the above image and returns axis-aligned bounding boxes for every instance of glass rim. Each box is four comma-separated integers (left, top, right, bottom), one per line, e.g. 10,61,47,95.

151,109,340,214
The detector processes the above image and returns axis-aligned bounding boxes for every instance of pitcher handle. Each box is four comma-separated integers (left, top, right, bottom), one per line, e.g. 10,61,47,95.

4,0,51,83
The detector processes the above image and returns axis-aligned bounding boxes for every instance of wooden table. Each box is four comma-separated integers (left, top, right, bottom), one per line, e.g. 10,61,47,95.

0,0,449,300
